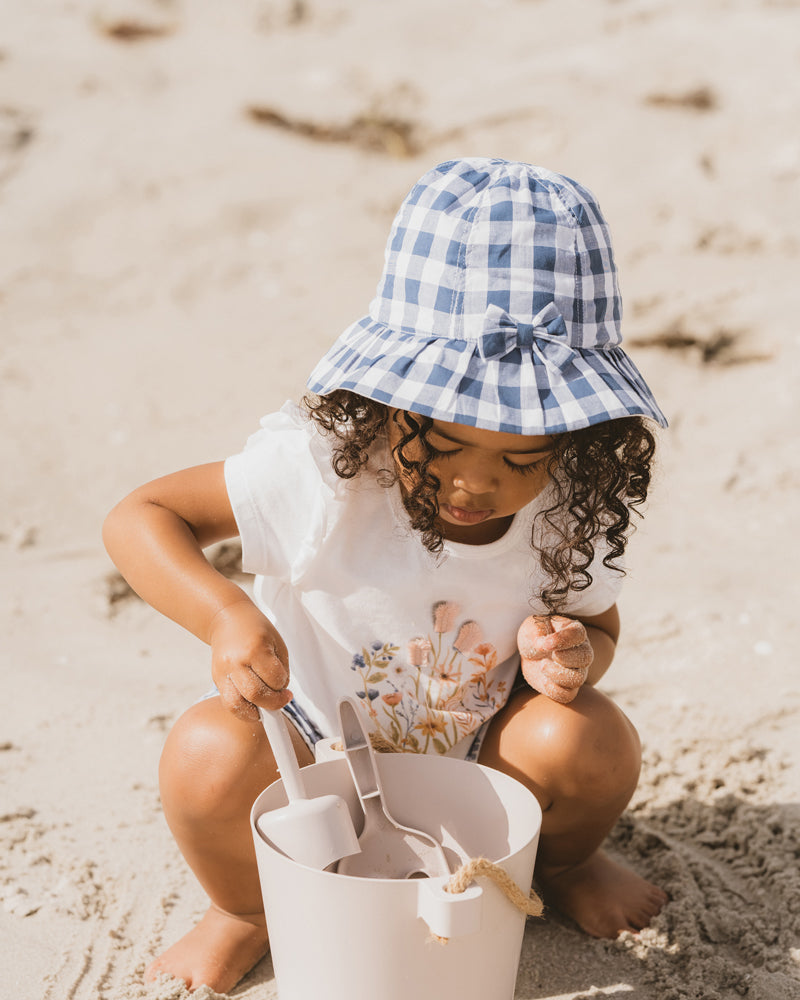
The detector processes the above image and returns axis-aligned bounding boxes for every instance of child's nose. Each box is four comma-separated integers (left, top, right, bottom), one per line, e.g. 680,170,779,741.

451,457,498,495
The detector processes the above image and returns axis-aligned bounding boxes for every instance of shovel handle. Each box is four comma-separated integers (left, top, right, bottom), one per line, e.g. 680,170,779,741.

258,707,307,801
338,697,381,801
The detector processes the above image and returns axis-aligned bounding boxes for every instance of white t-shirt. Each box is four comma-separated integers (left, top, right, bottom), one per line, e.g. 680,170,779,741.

224,403,622,757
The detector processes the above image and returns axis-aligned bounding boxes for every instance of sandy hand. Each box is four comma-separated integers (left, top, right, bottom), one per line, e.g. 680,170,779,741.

209,599,292,719
517,614,593,704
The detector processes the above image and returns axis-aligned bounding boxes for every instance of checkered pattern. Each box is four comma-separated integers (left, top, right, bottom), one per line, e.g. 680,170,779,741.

307,158,667,435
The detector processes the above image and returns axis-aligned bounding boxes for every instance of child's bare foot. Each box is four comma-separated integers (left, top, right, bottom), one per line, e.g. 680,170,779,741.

145,904,269,993
537,849,668,938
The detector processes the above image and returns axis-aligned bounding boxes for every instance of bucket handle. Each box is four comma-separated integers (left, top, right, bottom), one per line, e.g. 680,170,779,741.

417,876,482,939
418,859,544,941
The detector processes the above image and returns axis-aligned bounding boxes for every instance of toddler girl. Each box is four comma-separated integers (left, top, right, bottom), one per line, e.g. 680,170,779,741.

104,158,669,993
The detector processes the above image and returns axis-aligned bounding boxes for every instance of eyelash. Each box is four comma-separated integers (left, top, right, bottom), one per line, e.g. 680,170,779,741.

504,457,546,477
426,443,546,476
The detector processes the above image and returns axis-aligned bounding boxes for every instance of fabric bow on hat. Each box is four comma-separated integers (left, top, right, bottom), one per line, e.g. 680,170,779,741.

477,303,578,374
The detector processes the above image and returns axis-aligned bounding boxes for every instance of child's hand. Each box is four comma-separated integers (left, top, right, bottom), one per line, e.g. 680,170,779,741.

517,615,594,704
208,599,292,720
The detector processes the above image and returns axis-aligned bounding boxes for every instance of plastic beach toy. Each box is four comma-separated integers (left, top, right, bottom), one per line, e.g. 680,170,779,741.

255,707,360,870
336,696,450,879
251,751,542,1000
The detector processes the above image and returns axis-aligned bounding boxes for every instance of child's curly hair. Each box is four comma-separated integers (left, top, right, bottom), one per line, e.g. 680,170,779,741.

302,389,656,612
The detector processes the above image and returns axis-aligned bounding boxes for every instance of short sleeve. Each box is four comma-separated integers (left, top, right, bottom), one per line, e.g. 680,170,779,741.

561,554,625,617
224,403,336,582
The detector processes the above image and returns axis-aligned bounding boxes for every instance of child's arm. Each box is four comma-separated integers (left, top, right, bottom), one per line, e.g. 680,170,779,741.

103,462,291,720
517,605,619,705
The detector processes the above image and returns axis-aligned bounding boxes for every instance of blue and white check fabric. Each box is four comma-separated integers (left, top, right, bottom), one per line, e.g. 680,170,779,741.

307,158,667,435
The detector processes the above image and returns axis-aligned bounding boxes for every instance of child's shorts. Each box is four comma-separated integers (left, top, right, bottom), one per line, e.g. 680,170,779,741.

196,669,529,764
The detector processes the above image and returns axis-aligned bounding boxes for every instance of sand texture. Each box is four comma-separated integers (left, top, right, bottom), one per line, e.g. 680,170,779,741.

1,1,799,998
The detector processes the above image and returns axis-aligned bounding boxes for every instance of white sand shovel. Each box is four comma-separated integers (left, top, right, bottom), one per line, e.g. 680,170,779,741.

255,707,361,870
336,697,451,879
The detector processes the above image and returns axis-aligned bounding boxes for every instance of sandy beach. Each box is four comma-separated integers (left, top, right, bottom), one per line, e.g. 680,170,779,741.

2,1,799,997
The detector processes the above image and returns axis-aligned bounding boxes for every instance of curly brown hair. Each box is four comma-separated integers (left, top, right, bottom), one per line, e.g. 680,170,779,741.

301,389,657,612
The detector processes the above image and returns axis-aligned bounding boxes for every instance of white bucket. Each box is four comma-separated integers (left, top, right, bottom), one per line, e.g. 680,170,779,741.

251,753,542,1000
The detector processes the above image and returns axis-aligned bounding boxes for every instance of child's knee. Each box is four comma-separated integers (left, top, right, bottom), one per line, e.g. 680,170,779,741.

159,700,267,821
493,686,641,805
560,686,641,799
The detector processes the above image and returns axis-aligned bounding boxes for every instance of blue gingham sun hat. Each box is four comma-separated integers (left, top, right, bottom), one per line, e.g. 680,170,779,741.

307,158,667,435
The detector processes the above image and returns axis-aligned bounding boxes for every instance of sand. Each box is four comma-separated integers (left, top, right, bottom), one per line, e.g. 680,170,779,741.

1,0,798,997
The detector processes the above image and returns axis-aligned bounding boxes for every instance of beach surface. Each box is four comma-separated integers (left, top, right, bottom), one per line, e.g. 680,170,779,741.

1,1,799,998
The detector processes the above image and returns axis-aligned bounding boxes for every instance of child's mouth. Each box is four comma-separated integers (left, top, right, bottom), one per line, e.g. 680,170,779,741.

440,503,494,525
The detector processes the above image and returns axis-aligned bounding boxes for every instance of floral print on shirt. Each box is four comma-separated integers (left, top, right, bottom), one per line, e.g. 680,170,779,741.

349,601,510,754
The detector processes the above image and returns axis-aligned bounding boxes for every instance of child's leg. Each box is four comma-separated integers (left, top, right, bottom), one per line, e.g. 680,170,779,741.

145,696,314,993
479,684,667,938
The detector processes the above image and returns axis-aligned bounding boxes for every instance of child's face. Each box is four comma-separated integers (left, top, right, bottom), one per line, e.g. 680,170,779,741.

388,410,557,545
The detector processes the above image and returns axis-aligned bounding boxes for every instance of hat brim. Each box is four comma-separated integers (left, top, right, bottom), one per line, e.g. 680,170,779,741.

307,315,668,436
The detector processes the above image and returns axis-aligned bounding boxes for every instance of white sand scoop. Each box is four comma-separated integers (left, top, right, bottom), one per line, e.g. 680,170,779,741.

336,697,450,879
255,707,361,870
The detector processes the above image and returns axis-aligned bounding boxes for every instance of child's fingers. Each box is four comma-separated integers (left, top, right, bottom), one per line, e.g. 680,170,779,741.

548,616,588,648
553,640,594,670
234,663,287,702
519,615,554,639
251,644,290,693
517,614,587,657
213,641,291,718
221,668,291,720
521,660,587,703
540,660,589,690
517,615,552,657
217,671,259,720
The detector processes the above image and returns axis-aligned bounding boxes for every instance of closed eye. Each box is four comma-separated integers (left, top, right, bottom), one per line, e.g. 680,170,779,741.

426,442,461,458
503,456,548,476
429,440,548,476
